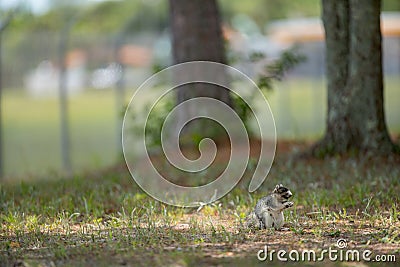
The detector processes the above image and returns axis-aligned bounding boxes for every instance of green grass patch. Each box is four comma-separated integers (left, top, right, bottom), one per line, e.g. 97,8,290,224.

1,151,399,266
3,76,400,178
3,89,120,178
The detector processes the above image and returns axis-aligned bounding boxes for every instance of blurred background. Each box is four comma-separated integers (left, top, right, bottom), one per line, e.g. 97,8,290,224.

0,0,399,179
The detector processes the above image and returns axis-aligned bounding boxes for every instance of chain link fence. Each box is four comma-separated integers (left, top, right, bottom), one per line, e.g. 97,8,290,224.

1,17,399,178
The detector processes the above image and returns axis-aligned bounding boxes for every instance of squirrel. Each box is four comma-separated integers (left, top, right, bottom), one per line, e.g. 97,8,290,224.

246,184,293,230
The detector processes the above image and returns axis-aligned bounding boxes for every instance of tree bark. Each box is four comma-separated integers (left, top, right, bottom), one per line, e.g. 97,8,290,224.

169,0,232,143
312,0,397,156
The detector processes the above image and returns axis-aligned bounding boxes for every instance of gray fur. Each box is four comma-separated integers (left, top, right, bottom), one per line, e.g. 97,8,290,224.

246,184,293,230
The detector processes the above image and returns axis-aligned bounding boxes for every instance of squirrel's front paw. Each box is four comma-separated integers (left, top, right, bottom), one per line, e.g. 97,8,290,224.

284,202,294,208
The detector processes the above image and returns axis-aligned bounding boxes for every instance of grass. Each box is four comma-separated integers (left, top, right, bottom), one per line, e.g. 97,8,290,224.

3,89,119,178
1,142,400,266
266,76,400,138
2,77,400,265
4,76,400,178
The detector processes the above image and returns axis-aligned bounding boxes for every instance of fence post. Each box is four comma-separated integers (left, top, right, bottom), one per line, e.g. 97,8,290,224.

0,13,14,180
58,17,77,176
114,17,136,159
114,36,125,159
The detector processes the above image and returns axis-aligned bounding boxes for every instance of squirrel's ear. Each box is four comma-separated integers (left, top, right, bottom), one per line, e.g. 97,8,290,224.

273,184,279,192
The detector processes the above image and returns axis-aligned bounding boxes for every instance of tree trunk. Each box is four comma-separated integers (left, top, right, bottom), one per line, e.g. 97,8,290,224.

169,0,232,144
312,0,397,156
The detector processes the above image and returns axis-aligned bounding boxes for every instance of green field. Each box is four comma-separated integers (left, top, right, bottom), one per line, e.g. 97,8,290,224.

1,146,399,266
1,78,400,266
3,77,400,178
4,89,120,179
266,76,400,138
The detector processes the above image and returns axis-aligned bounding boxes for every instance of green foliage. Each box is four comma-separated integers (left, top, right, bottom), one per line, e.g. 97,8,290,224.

132,97,228,150
6,0,168,35
144,98,174,150
231,93,255,136
130,48,305,147
220,0,321,28
74,0,168,35
6,0,400,42
228,47,306,137
130,96,251,149
227,45,306,93
255,47,306,91
152,62,167,75
382,0,400,11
